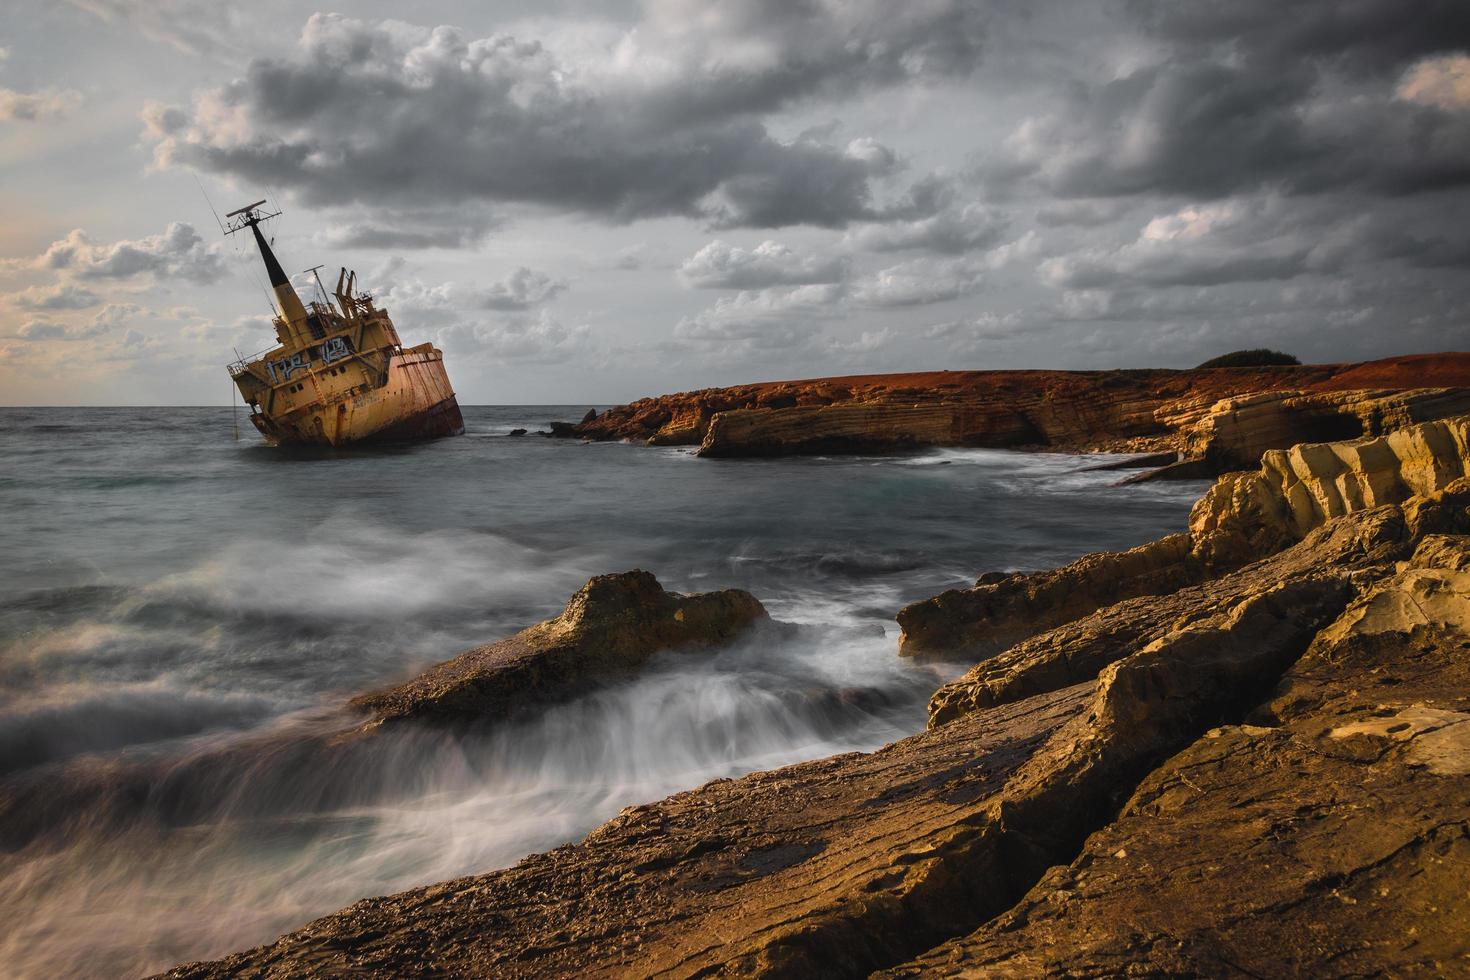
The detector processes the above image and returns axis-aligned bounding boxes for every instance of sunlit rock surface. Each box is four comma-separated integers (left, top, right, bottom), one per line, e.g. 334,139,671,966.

572,355,1470,464
897,532,1203,664
355,570,768,724
887,530,1470,978
907,414,1470,671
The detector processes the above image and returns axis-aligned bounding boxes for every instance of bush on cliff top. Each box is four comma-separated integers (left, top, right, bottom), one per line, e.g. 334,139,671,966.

1196,349,1301,369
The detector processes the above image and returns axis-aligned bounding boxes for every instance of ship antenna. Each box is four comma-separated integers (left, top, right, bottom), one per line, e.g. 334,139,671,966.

303,264,332,309
193,172,227,236
229,353,242,441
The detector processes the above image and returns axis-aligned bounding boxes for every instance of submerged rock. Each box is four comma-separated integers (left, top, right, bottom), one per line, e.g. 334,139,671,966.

353,570,768,725
507,427,527,437
0,571,770,855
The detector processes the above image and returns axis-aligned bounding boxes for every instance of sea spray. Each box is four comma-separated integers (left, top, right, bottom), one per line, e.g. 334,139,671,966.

0,406,1205,977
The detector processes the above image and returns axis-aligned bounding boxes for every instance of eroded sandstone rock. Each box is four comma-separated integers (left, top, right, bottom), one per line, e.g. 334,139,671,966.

1191,418,1470,563
1184,386,1470,472
926,506,1411,725
897,533,1201,663
903,415,1470,668
886,528,1470,978
354,570,768,724
575,355,1470,462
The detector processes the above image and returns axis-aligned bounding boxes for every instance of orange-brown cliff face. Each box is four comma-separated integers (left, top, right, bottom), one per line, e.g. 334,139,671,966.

574,353,1470,467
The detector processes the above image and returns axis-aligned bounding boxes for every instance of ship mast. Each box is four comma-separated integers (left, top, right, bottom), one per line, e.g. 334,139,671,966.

225,200,310,347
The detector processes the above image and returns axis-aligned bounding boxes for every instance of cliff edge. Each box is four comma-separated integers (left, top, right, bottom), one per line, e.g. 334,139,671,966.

574,354,1470,473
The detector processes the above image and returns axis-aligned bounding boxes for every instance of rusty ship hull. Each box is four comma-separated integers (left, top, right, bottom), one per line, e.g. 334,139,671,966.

224,200,466,448
245,344,464,446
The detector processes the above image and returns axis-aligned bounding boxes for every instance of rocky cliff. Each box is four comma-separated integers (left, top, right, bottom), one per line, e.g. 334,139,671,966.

163,414,1470,979
574,354,1470,470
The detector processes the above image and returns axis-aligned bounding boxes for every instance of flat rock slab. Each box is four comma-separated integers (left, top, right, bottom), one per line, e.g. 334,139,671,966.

161,683,1094,979
885,716,1470,978
885,535,1470,978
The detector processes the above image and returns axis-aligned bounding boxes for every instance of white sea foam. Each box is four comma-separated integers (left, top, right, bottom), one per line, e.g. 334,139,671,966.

0,406,1201,977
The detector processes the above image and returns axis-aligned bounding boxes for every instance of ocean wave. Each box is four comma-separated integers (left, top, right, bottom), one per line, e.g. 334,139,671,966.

0,681,279,776
151,520,589,621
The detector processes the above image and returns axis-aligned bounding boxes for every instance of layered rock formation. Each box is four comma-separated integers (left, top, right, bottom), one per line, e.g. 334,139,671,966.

1182,386,1470,472
355,570,768,725
572,354,1470,470
889,534,1470,978
896,532,1204,663
900,415,1470,666
164,415,1470,979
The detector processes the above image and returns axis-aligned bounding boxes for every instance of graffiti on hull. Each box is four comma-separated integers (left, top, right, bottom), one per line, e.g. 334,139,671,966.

266,335,356,383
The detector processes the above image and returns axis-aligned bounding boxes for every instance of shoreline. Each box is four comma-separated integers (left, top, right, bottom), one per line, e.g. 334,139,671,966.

564,354,1470,476
161,409,1470,977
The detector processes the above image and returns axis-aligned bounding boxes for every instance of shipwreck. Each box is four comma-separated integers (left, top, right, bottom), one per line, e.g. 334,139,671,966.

225,200,464,446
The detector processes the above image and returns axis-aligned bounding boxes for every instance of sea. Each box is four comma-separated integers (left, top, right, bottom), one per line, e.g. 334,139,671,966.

0,406,1208,977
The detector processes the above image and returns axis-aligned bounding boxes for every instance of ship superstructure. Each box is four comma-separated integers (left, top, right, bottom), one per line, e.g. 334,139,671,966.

225,201,464,446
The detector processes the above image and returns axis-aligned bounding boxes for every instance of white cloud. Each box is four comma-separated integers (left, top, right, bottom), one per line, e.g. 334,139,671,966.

678,239,848,289
612,243,646,270
382,267,568,325
31,223,225,283
1039,198,1346,289
844,203,1007,254
12,284,102,311
435,309,590,364
478,267,568,310
15,318,109,341
673,283,843,345
849,256,984,307
64,0,243,56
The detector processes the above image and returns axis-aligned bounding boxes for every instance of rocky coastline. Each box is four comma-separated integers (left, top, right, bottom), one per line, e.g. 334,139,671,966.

572,354,1470,478
163,385,1470,977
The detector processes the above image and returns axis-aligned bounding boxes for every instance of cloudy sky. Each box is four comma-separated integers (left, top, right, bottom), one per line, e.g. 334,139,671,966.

3,0,1468,405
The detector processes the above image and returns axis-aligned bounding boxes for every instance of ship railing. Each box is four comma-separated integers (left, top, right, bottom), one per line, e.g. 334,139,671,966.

227,345,277,377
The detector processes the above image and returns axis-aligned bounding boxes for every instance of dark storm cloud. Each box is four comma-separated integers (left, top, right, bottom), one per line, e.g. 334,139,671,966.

983,0,1470,202
623,0,989,123
1132,0,1470,72
991,61,1470,200
146,5,988,229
